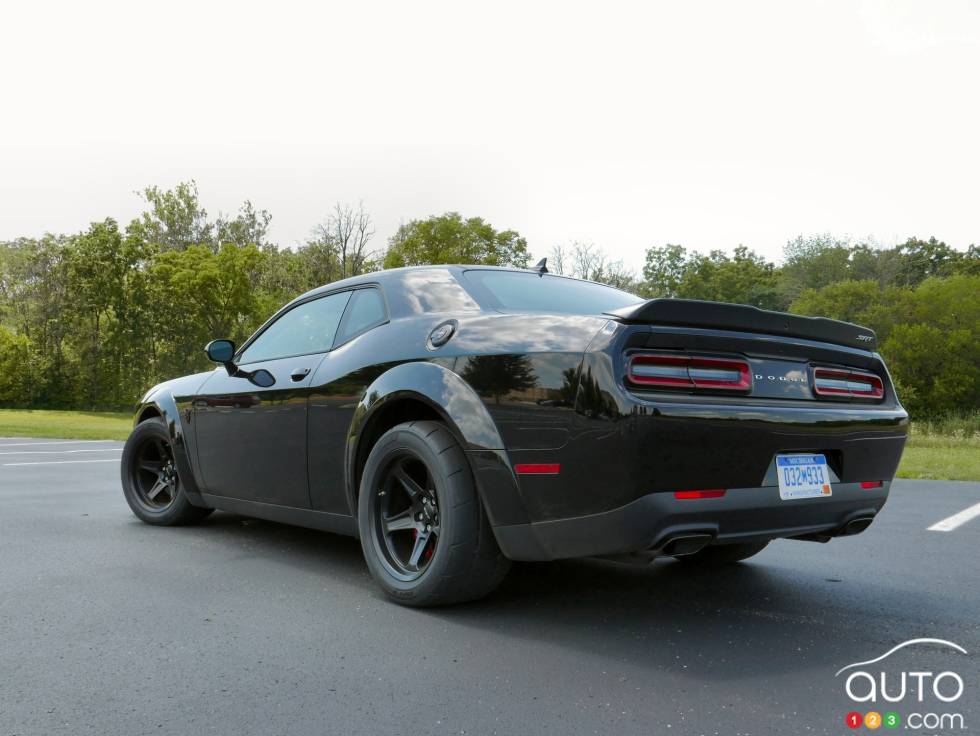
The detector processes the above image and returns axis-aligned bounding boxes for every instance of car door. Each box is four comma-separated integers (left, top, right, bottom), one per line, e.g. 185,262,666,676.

193,290,352,508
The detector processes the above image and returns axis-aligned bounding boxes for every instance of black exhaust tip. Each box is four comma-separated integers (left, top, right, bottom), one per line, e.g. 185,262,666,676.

660,533,714,557
839,516,874,536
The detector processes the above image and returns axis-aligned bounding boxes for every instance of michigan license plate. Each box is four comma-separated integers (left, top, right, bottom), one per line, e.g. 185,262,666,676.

776,454,832,500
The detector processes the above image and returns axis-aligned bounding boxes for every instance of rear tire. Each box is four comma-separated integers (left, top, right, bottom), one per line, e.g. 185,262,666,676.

357,420,510,606
121,417,212,526
675,540,769,565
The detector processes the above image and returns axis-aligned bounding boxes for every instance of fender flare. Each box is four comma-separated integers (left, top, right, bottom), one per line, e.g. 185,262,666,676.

344,361,528,526
133,391,208,507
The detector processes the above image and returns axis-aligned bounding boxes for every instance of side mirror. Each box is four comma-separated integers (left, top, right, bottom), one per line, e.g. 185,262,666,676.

206,339,236,364
204,339,276,388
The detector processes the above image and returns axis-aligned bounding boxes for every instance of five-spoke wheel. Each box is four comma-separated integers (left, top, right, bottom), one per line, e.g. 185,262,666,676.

374,455,442,580
358,420,510,606
131,436,179,510
121,417,212,525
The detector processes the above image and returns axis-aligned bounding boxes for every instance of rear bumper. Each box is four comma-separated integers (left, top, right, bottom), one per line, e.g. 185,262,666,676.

493,481,890,561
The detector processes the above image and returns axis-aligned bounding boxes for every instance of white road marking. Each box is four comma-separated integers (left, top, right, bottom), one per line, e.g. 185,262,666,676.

0,440,118,447
928,501,980,532
2,459,122,467
0,448,122,456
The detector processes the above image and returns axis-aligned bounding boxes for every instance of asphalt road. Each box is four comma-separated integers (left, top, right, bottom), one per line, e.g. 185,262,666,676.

1,438,978,736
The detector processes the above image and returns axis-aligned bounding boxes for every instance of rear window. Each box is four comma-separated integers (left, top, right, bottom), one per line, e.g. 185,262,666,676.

463,270,642,315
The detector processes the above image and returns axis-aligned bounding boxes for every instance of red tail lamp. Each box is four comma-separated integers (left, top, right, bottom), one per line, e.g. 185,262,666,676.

813,367,884,400
628,354,751,392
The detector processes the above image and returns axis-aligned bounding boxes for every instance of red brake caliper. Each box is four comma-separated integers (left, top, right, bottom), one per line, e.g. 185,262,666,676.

411,528,434,561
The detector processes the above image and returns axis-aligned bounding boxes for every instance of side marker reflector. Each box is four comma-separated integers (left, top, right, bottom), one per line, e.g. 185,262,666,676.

674,489,726,499
515,463,561,475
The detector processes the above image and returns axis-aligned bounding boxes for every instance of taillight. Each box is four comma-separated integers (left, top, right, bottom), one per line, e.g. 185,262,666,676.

628,354,751,392
812,367,884,400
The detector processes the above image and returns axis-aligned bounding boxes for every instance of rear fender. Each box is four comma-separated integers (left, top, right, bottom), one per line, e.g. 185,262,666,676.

346,361,529,527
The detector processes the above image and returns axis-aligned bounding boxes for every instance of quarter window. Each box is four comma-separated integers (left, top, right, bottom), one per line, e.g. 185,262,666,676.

238,291,352,364
337,288,387,344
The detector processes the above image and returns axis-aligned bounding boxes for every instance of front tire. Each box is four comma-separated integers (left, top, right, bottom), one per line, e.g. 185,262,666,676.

121,418,212,526
357,420,510,606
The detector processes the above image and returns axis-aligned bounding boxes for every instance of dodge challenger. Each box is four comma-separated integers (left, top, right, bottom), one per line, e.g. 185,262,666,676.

121,263,908,605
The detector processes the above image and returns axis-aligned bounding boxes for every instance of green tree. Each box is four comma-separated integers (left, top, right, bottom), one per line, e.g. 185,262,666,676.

639,244,779,307
0,327,31,405
789,279,915,343
641,244,687,297
128,181,273,254
128,181,214,252
215,200,272,248
791,274,980,416
883,324,979,416
148,243,269,379
383,212,529,269
780,234,854,298
909,274,980,333
63,219,157,408
676,246,781,309
0,234,76,405
892,237,964,287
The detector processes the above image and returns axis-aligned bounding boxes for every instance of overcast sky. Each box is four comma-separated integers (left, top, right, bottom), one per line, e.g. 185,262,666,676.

2,0,978,272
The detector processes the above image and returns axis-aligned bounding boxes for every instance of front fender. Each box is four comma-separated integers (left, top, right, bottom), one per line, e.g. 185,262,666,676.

346,361,530,527
134,390,208,508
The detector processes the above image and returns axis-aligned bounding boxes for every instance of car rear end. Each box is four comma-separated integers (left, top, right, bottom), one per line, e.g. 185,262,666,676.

502,298,908,561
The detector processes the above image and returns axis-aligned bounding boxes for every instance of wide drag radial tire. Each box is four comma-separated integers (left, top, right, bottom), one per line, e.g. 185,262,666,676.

676,540,769,565
358,420,511,606
120,417,212,526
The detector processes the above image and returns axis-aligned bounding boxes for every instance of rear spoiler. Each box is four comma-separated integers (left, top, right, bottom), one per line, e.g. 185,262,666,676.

604,298,878,351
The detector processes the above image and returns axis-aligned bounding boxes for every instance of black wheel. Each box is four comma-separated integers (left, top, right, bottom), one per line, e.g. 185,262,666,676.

121,418,212,526
358,420,510,606
675,540,769,565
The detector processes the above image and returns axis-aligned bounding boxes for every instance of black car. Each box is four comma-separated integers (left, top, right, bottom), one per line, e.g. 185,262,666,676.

121,264,908,605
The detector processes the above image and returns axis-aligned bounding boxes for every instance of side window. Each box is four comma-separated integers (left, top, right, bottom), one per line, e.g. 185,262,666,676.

238,291,352,364
336,288,387,344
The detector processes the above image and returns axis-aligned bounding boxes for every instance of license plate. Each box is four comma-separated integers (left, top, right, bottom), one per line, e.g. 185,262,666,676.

776,454,832,500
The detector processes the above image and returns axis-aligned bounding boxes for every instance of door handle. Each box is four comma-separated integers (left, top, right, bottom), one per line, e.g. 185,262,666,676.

290,367,311,382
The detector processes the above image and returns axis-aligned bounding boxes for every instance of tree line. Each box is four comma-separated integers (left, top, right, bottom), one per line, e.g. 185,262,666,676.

1,181,977,417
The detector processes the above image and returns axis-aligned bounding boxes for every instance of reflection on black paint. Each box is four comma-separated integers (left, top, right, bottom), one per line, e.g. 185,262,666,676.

461,355,537,405
562,364,618,420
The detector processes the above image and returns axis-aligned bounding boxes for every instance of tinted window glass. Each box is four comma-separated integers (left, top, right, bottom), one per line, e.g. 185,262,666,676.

239,291,351,364
399,269,480,313
337,288,387,343
463,270,641,315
